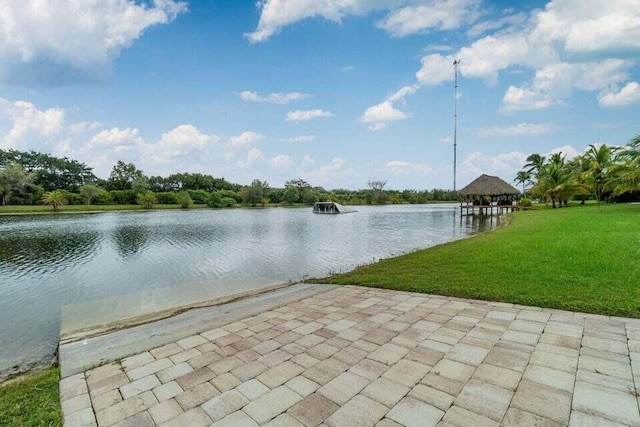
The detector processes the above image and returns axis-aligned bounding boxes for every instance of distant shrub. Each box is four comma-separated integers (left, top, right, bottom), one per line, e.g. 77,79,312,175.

188,190,210,204
221,197,236,207
178,191,193,209
92,191,113,205
519,198,532,207
155,192,178,204
58,190,83,205
207,192,223,208
137,191,156,209
110,190,137,204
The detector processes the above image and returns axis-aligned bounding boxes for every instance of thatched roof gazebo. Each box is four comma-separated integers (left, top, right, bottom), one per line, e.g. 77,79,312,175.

459,174,521,215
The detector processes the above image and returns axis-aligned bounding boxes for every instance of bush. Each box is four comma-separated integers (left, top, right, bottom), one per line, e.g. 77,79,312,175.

519,198,532,207
302,191,320,205
217,189,239,202
110,190,137,204
58,190,83,205
155,192,178,204
178,191,193,209
137,191,156,209
188,190,210,204
207,192,223,208
221,197,236,207
92,191,113,205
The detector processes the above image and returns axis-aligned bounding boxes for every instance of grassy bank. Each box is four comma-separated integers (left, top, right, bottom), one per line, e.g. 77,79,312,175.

0,204,212,215
0,368,60,426
318,203,640,317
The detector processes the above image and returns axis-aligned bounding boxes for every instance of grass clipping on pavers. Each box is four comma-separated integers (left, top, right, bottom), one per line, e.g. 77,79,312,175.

318,203,640,318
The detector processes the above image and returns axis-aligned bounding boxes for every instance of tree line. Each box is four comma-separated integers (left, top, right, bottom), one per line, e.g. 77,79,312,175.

515,134,640,208
0,149,457,210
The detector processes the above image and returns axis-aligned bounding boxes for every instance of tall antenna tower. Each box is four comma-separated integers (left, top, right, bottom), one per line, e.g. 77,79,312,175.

453,59,460,192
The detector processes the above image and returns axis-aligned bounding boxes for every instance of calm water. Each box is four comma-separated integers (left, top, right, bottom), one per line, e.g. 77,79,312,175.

0,204,493,377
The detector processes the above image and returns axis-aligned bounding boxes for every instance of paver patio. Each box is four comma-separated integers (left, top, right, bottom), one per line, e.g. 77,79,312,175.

60,285,640,426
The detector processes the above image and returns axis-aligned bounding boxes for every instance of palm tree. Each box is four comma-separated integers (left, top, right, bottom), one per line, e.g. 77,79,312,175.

609,135,640,196
532,153,577,208
41,190,68,212
514,171,531,196
581,144,616,203
524,153,546,177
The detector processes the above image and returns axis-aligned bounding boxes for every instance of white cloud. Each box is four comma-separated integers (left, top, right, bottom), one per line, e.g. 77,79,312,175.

0,98,65,148
301,154,315,167
548,145,581,160
88,127,142,147
237,147,264,168
460,151,528,182
477,122,558,137
361,101,408,131
408,0,640,110
532,0,640,55
281,135,315,143
238,91,308,104
340,65,355,73
387,160,433,176
228,131,264,147
467,12,527,37
270,154,293,168
302,156,352,186
286,109,334,121
500,86,552,112
416,54,456,86
598,82,640,107
142,124,219,166
376,0,481,37
0,0,187,84
245,0,401,43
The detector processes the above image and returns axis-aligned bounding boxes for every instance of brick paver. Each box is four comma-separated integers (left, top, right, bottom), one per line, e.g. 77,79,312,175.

60,285,640,426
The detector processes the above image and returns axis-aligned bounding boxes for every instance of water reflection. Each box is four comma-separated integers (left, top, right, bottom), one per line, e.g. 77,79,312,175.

0,231,99,272
0,205,493,378
112,225,150,256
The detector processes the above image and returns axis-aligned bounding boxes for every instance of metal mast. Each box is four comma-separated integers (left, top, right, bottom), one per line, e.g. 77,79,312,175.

453,59,460,192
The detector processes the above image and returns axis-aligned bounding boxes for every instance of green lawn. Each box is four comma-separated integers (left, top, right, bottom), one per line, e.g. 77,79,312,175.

0,368,60,426
318,203,640,317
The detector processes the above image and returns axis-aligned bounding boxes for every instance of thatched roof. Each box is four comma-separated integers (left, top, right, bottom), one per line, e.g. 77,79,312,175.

458,174,520,196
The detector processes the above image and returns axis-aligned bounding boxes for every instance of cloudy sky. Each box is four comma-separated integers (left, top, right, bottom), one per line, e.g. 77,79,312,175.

0,0,638,190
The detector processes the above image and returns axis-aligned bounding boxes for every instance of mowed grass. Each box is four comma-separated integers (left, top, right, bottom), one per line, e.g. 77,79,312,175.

318,203,640,317
0,368,61,426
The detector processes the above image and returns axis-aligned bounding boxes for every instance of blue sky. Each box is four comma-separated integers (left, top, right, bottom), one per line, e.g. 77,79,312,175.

0,0,638,190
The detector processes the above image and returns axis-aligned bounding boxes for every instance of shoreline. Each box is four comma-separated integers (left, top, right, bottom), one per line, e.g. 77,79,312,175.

0,201,459,216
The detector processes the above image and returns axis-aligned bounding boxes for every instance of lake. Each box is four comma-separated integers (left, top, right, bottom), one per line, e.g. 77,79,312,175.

0,204,493,378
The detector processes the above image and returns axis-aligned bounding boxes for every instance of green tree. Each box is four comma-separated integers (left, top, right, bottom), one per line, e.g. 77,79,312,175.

524,153,546,177
0,163,33,206
177,191,193,209
282,187,300,204
240,179,269,206
513,171,532,195
581,144,616,203
79,184,103,206
367,179,387,204
0,149,96,191
107,161,145,190
41,190,68,212
137,191,156,209
610,135,640,196
532,153,577,208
